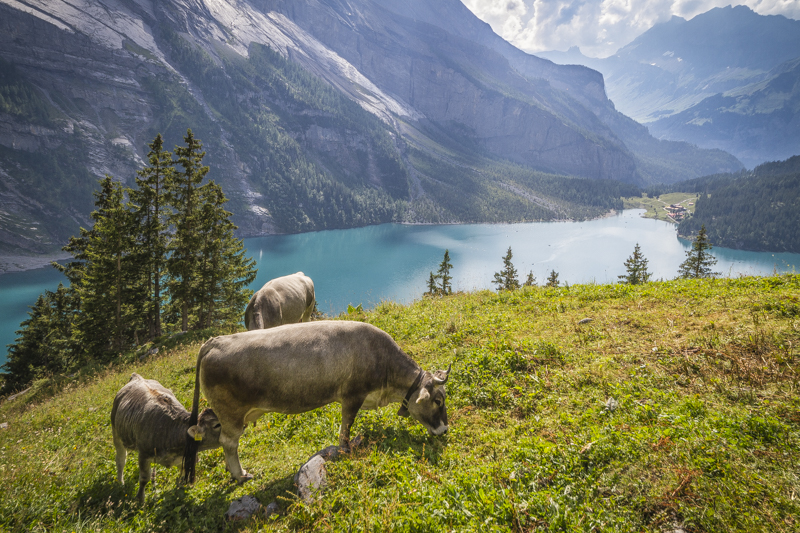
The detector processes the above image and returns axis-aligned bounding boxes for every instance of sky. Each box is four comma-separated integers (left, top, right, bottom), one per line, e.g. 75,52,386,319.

461,0,800,57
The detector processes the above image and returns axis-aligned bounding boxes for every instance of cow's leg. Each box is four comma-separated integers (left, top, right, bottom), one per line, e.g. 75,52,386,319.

136,455,152,505
113,433,127,484
220,425,253,483
339,397,365,450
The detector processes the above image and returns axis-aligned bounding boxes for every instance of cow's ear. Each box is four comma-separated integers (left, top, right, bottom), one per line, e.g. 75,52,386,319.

187,425,204,442
416,387,431,403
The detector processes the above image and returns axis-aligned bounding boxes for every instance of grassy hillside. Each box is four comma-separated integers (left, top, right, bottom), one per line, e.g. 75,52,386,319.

1,276,799,532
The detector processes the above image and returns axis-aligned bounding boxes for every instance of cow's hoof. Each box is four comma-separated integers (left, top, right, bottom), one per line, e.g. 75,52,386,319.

236,472,254,485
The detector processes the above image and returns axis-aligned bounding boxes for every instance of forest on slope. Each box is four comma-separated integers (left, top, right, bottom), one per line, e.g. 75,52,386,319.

673,156,800,253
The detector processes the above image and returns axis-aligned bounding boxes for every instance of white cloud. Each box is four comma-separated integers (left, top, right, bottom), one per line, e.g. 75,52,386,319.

462,0,800,57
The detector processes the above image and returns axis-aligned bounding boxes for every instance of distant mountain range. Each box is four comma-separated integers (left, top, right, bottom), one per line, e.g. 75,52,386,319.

0,0,742,257
538,5,800,169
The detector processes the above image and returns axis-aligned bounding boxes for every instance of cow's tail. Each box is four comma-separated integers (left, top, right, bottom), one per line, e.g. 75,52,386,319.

182,342,207,484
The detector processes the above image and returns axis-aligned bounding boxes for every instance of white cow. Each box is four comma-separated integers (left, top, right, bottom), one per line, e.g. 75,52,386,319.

244,272,315,330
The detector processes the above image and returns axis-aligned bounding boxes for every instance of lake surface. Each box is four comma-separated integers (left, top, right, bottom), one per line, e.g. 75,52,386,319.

2,209,799,366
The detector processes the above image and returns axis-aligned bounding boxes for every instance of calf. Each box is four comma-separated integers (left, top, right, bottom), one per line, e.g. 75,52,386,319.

183,321,450,483
111,373,222,503
244,272,315,330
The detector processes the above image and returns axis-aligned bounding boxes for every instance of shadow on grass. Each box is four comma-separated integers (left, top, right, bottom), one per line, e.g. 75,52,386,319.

74,469,243,532
360,424,448,464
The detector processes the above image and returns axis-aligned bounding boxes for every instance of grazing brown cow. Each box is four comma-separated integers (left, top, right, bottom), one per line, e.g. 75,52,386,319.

244,272,315,330
183,321,450,484
111,373,222,503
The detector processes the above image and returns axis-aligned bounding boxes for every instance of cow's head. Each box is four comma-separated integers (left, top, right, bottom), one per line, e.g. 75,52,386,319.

187,408,223,451
401,366,450,436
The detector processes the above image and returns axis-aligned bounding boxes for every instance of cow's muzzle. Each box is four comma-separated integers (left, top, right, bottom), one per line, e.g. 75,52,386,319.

430,423,448,436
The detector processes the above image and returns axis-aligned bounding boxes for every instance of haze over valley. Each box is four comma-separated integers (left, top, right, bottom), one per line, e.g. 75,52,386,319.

537,5,800,169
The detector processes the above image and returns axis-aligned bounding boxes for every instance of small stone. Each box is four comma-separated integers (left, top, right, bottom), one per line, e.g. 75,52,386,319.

294,436,364,502
225,495,261,521
7,387,31,401
262,501,279,518
295,455,327,503
603,397,619,412
0,422,8,430
577,318,593,324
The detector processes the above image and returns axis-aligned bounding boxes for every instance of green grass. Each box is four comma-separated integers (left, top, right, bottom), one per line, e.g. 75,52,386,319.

623,193,701,223
1,276,799,532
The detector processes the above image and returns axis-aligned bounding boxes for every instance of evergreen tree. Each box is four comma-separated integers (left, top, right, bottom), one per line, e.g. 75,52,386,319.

194,182,257,329
72,176,142,357
436,249,453,295
618,243,652,285
3,132,261,390
2,284,78,392
546,270,560,287
493,247,520,291
677,225,719,279
523,270,536,287
167,129,209,331
129,133,173,339
425,272,439,296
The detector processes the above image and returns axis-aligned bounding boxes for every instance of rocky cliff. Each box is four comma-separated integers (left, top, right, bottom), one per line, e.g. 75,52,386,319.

0,0,742,258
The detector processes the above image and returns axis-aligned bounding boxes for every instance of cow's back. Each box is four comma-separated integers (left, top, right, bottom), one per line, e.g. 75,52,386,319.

246,272,315,330
111,374,188,452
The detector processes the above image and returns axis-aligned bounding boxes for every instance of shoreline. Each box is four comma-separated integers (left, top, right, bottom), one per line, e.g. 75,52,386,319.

0,208,629,274
0,252,69,275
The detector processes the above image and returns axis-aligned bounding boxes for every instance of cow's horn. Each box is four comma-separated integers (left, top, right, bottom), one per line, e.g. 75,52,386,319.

433,363,451,384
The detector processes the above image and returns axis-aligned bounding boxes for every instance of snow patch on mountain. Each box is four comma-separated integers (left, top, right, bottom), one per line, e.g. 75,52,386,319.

1,0,421,124
0,0,166,62
201,0,422,122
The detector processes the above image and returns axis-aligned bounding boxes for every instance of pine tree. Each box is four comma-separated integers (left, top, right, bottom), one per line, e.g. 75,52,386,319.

129,133,173,339
73,176,142,357
436,249,453,295
524,270,536,287
194,182,257,329
2,284,78,392
3,133,262,390
618,243,652,285
677,225,719,279
425,272,439,296
546,270,560,287
167,129,209,331
493,247,520,291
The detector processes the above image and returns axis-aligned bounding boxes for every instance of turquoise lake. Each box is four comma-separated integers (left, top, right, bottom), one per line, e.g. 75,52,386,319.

2,209,799,367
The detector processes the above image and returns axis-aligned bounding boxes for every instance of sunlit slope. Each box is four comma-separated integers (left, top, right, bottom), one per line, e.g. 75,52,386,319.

1,276,799,532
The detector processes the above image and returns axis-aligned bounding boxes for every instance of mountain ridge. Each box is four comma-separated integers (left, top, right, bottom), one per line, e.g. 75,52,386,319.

538,4,800,169
0,0,742,258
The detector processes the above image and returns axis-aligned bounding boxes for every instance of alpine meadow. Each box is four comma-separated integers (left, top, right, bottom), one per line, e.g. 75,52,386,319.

1,277,800,532
1,0,800,532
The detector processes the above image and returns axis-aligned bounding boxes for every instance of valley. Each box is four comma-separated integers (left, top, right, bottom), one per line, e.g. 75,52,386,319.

0,0,743,261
